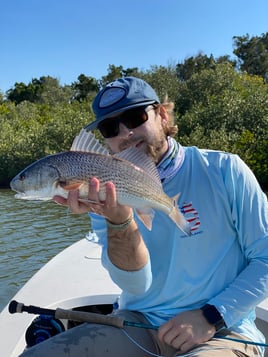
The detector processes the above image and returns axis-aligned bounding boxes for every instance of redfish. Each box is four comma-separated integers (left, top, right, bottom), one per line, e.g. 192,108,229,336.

10,130,191,235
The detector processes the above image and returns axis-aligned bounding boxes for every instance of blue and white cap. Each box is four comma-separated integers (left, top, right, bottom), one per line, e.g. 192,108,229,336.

85,77,160,130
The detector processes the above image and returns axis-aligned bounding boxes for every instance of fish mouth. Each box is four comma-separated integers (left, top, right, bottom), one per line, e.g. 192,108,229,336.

14,192,25,199
14,192,35,200
135,141,144,148
13,191,51,201
9,179,17,192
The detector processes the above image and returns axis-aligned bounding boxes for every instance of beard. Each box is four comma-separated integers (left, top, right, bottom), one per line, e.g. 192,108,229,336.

144,138,166,163
119,130,167,164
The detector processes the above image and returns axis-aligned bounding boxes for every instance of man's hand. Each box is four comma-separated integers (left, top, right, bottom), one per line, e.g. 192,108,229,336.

158,309,215,352
53,177,148,271
53,177,132,223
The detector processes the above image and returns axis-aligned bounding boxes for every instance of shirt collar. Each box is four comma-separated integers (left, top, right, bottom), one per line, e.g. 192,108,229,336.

157,137,185,183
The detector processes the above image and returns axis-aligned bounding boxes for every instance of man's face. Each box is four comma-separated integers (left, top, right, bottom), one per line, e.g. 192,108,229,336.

104,106,169,164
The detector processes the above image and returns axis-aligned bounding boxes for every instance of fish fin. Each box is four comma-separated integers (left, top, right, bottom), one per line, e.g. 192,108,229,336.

71,129,110,155
173,193,180,202
115,147,161,185
169,194,191,236
59,182,82,191
135,207,155,231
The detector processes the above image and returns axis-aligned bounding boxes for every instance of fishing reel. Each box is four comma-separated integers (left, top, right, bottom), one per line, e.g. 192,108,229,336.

25,314,65,347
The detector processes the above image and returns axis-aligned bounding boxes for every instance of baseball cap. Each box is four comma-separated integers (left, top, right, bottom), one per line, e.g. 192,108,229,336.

85,76,160,130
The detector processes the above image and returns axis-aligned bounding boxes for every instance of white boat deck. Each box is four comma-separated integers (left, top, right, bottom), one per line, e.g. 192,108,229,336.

0,238,267,356
0,239,121,357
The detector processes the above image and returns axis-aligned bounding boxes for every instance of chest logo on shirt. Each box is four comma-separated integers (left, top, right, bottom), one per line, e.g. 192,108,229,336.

180,202,201,235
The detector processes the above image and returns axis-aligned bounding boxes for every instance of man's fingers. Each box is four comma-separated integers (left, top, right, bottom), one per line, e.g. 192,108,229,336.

53,195,68,206
104,182,117,208
52,178,121,217
88,177,100,202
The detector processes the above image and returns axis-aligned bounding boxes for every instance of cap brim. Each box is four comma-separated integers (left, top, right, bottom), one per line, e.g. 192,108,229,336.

85,100,157,131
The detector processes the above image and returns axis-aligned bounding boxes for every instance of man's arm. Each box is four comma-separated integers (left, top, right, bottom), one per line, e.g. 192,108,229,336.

53,177,151,293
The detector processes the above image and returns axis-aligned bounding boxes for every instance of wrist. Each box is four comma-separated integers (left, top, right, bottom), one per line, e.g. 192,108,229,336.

200,304,226,332
106,212,134,231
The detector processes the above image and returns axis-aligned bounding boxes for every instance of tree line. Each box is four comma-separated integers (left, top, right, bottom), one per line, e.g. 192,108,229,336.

0,33,268,189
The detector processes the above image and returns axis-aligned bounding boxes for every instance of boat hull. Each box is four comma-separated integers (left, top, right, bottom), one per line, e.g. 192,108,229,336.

1,238,267,356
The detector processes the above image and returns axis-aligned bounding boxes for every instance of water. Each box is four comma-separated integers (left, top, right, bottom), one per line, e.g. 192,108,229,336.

0,189,91,312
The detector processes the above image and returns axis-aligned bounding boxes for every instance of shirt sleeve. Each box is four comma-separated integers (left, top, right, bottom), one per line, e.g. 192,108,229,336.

89,213,152,295
209,154,268,327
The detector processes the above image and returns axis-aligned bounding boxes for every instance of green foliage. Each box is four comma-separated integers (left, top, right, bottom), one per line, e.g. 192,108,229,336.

6,81,39,104
0,101,93,186
140,64,179,102
233,33,268,80
72,74,100,102
176,63,268,187
176,53,237,82
100,65,141,86
6,76,73,105
1,33,268,189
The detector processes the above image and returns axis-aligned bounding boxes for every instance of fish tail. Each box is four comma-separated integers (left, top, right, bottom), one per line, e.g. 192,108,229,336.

169,195,191,236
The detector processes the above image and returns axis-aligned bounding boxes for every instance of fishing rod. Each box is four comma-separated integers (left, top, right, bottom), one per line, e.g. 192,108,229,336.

8,300,158,330
9,300,268,349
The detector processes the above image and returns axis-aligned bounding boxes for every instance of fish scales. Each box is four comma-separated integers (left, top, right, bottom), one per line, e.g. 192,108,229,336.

10,149,191,235
50,151,171,211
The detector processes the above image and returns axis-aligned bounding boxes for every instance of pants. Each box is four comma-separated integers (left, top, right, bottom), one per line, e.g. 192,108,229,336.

19,310,262,357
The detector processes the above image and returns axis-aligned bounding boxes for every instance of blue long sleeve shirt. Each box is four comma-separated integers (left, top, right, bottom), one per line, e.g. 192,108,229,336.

89,146,268,349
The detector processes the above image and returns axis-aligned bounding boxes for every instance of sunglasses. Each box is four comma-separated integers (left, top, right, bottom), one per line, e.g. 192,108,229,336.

98,105,155,138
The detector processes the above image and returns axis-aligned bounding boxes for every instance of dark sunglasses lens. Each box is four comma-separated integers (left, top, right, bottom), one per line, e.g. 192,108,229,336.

98,107,150,138
98,119,119,138
122,109,148,129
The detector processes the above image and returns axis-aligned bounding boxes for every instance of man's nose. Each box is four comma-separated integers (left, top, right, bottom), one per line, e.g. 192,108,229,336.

117,123,134,138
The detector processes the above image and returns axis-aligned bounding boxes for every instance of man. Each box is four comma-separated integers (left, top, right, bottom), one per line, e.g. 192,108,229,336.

21,77,268,356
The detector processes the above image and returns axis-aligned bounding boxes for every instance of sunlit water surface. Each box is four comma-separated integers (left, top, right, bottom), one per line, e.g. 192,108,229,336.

0,189,91,311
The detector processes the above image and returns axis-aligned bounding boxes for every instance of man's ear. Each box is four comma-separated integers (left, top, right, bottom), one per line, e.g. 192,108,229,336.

159,105,168,126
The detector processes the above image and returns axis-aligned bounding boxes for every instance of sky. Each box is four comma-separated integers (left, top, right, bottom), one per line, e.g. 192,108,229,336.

1,0,267,93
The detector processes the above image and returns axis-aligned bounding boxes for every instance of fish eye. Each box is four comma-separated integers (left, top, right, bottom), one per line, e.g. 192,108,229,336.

19,173,25,181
